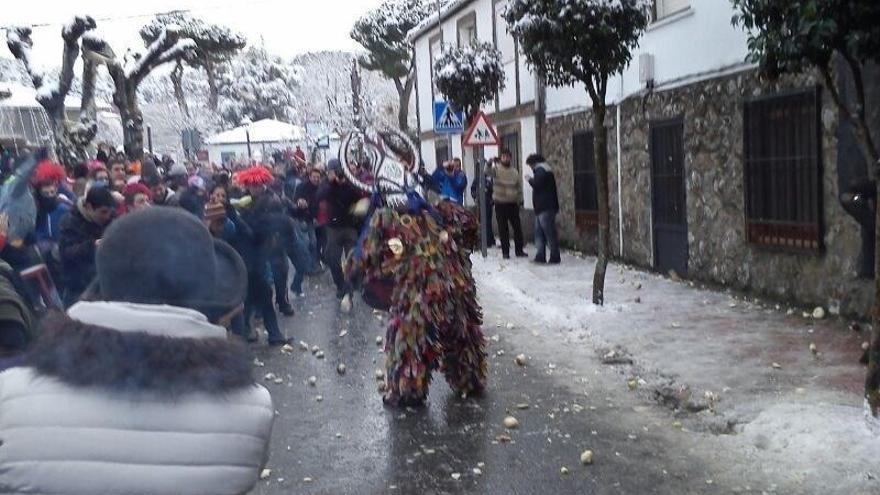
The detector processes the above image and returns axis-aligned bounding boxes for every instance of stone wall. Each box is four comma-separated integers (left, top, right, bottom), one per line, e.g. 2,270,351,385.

543,69,874,317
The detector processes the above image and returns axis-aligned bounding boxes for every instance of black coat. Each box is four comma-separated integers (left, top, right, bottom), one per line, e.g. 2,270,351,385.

529,164,559,214
316,180,362,229
292,181,319,222
58,204,107,296
240,191,292,257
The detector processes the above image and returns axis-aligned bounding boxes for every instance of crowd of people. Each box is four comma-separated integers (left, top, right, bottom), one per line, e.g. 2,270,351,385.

0,142,389,352
0,138,560,493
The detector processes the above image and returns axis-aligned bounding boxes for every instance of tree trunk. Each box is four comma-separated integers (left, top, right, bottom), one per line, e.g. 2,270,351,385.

592,103,610,306
120,86,145,162
869,170,880,418
394,75,415,135
171,61,190,118
205,59,219,111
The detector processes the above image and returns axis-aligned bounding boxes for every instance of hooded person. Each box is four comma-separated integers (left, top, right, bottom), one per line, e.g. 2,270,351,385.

0,207,274,495
32,160,72,284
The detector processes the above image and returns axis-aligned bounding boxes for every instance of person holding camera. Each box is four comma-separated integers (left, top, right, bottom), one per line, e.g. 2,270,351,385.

488,149,527,259
432,157,468,204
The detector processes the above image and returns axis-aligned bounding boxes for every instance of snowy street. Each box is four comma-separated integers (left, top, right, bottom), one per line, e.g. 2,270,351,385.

249,250,880,495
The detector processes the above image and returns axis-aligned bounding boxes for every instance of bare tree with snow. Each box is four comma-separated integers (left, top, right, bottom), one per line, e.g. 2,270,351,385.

6,16,100,167
351,0,434,134
81,24,198,161
140,12,246,116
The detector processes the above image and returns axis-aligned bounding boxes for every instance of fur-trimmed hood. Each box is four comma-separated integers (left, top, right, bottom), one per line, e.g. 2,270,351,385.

27,302,254,395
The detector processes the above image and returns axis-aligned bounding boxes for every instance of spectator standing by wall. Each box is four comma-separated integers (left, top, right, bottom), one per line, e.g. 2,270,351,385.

488,149,527,259
526,154,561,264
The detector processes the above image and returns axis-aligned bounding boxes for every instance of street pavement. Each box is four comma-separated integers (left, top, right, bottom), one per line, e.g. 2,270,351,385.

247,270,755,495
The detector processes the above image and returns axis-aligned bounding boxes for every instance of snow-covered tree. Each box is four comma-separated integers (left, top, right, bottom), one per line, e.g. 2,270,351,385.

731,0,880,418
432,42,504,125
290,51,400,135
214,46,301,126
6,16,100,167
82,24,198,161
140,12,245,115
351,0,433,133
505,0,649,307
0,57,32,85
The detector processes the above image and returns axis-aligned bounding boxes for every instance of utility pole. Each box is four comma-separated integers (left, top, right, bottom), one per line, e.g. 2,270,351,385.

351,57,363,131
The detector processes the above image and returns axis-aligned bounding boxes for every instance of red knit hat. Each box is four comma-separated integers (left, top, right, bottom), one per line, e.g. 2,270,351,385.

233,165,274,187
32,160,66,186
122,182,153,203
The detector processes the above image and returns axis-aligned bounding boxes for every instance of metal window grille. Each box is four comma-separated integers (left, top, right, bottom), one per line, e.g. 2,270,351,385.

743,87,823,251
572,131,599,227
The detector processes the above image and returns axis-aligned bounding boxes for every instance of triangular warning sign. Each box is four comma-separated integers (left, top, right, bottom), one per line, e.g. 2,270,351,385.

463,111,500,147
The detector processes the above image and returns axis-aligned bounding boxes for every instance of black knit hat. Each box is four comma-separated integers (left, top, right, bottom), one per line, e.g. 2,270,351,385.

85,186,118,209
94,208,246,316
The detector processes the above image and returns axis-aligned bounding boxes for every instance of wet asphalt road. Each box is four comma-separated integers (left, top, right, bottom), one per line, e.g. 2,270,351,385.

247,273,737,495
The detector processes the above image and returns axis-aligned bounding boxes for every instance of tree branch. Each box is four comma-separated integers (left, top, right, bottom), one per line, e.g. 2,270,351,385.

393,77,406,98
821,64,880,166
6,27,42,89
842,53,880,164
584,77,600,107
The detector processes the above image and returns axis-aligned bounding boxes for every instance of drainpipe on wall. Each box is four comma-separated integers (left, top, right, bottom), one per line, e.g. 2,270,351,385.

616,75,625,259
412,46,423,164
536,74,546,154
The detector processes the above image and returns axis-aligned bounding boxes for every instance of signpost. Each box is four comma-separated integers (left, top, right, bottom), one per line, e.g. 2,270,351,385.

463,111,500,258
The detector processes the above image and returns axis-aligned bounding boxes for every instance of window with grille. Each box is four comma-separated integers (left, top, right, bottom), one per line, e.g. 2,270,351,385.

743,87,823,251
457,12,478,47
573,131,598,227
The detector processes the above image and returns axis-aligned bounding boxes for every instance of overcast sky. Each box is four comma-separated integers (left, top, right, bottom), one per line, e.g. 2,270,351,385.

1,0,386,69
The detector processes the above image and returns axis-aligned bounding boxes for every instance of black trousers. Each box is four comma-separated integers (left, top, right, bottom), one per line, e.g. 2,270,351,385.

243,275,284,343
484,201,495,245
326,226,359,296
495,203,524,256
270,251,290,308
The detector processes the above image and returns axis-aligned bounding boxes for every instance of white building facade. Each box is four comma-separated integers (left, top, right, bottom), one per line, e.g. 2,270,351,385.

412,0,879,317
410,0,540,209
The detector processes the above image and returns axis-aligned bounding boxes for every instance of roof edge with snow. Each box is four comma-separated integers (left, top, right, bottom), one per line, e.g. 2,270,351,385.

408,0,474,42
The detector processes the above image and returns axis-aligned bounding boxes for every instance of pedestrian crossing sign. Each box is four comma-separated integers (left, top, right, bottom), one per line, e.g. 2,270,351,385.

463,111,499,147
433,101,464,134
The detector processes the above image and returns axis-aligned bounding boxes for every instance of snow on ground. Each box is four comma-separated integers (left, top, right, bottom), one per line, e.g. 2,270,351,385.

473,248,880,494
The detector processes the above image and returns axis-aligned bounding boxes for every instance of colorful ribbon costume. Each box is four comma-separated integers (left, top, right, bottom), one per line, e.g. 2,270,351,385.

343,128,487,407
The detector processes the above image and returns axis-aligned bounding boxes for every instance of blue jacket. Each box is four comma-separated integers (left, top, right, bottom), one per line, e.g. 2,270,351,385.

35,201,72,245
431,168,468,204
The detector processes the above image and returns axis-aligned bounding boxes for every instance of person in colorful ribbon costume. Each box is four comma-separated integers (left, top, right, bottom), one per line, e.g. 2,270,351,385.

344,128,487,407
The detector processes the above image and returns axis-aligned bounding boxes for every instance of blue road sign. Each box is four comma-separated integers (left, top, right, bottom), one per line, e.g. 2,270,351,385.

433,101,464,134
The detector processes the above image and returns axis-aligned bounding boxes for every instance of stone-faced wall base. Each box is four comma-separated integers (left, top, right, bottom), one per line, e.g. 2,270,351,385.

543,68,873,318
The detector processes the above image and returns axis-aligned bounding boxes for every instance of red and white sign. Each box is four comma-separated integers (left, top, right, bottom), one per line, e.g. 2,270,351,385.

463,111,500,147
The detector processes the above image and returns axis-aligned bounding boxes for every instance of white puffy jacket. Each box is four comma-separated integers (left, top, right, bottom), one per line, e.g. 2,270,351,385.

0,302,274,495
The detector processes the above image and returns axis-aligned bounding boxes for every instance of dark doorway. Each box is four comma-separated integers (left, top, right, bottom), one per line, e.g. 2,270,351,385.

650,118,688,277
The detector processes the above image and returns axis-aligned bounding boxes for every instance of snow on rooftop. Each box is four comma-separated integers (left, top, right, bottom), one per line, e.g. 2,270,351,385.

205,118,305,145
0,82,113,111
